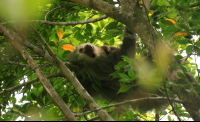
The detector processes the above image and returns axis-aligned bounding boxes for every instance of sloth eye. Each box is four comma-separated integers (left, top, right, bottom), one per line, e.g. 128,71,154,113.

79,48,83,52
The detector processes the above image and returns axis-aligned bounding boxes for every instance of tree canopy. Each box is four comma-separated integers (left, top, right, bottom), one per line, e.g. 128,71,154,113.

0,0,200,121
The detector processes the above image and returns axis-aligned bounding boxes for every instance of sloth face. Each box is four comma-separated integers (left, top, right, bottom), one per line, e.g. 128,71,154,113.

76,43,106,62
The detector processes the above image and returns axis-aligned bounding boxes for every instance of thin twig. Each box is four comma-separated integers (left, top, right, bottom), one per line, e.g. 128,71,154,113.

2,15,107,25
45,5,76,20
74,97,183,117
0,73,63,95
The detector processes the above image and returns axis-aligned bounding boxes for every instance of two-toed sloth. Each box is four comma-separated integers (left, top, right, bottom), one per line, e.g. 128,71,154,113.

66,27,168,113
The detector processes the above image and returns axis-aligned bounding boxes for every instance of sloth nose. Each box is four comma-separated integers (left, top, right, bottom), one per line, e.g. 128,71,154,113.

85,44,94,49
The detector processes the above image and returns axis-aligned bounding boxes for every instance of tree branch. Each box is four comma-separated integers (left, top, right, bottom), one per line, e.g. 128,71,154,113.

0,73,63,96
0,23,77,121
0,105,29,118
2,15,107,25
69,0,200,120
8,61,51,68
74,96,183,117
29,25,114,121
45,5,76,21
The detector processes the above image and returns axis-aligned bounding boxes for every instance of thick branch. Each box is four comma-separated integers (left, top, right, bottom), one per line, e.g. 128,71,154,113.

70,0,200,120
30,25,114,121
0,24,77,121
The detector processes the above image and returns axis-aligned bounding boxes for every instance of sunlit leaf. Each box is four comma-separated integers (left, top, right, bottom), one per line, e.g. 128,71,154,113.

195,42,200,47
119,73,130,80
165,18,176,25
186,45,193,54
73,107,80,112
149,10,153,14
174,32,188,37
140,0,143,4
118,85,132,93
57,28,63,42
62,44,74,52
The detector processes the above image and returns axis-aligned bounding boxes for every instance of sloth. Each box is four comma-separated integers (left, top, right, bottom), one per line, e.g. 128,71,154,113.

66,28,168,113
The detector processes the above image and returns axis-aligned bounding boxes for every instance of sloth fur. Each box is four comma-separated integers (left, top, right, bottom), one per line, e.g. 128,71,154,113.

66,28,168,113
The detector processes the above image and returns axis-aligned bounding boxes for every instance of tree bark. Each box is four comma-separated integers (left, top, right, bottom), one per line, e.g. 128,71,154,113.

0,23,77,121
70,0,200,120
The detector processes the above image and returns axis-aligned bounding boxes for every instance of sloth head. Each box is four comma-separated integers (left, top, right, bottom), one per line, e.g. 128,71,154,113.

75,43,106,62
74,43,119,62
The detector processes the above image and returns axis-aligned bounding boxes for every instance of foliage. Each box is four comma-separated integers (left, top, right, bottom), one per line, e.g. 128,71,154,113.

0,0,200,121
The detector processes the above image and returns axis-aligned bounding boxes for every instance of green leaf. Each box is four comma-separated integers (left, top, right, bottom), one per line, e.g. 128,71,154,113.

165,26,176,34
62,51,71,59
179,66,187,72
167,115,172,121
124,65,132,72
86,24,92,32
160,111,168,115
165,82,171,88
178,84,185,88
167,13,177,18
161,20,174,26
119,73,130,80
197,51,200,56
119,78,130,83
110,111,119,121
114,65,120,71
37,97,44,106
186,45,193,54
181,113,190,117
49,41,56,46
42,30,49,41
194,86,200,93
63,94,69,103
195,42,200,47
105,22,118,30
157,0,168,6
174,55,183,61
38,86,43,95
194,19,200,24
150,5,159,10
128,70,134,78
177,72,186,80
86,24,93,36
176,39,189,44
152,78,162,83
118,85,132,94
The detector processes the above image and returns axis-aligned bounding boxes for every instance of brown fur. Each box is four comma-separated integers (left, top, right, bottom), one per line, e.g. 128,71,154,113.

66,28,168,113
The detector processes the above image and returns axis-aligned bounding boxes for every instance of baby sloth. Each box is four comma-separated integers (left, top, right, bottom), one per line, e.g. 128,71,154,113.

66,28,168,113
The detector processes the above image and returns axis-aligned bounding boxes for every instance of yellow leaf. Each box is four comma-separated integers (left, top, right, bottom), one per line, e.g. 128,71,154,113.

140,0,143,4
57,28,63,42
62,44,74,52
149,10,153,14
174,32,188,37
73,108,80,112
165,18,176,25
